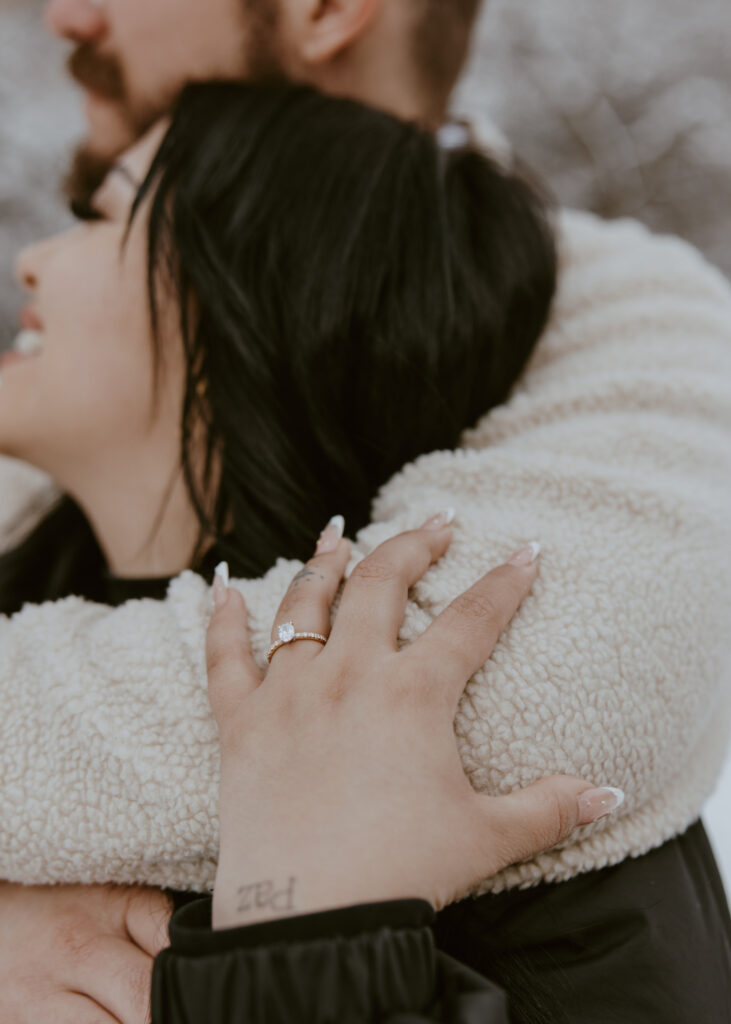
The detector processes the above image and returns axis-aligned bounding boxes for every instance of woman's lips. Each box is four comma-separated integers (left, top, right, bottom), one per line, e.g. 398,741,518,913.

0,316,44,376
19,307,43,331
1,329,45,370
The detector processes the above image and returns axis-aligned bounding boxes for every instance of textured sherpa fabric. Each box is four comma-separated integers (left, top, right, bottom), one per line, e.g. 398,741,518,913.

0,209,730,897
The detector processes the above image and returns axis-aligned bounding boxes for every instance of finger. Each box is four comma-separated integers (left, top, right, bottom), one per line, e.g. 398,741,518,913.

267,517,351,673
124,887,173,957
53,993,119,1024
480,777,626,868
329,512,455,655
73,937,154,1024
207,573,262,720
411,543,540,707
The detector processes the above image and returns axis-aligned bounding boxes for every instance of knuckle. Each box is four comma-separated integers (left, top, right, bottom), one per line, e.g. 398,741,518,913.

539,791,576,850
451,590,501,624
351,556,399,587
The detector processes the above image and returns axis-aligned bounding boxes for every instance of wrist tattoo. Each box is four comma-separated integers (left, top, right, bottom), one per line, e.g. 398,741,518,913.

236,876,297,916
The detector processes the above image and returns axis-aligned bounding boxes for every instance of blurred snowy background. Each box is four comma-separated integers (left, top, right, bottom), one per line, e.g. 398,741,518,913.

1,0,729,883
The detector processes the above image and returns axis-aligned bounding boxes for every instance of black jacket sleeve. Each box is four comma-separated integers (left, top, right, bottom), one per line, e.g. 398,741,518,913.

151,897,510,1023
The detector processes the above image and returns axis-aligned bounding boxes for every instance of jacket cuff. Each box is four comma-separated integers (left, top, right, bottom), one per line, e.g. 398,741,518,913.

154,897,439,1022
169,895,436,951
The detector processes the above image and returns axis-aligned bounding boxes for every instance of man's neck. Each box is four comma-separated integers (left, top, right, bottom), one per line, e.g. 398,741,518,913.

300,1,443,129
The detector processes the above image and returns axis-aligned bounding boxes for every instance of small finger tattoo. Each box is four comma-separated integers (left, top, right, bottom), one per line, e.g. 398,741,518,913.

291,568,324,588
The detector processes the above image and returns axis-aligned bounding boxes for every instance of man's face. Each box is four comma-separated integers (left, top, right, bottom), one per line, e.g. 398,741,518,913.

46,0,280,161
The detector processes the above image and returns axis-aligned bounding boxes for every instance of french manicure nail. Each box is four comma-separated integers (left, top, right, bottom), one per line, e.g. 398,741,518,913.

421,508,456,531
577,786,625,825
316,515,345,555
212,561,230,609
507,541,541,566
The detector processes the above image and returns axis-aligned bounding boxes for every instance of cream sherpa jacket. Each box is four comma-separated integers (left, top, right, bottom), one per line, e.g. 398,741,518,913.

1,209,730,897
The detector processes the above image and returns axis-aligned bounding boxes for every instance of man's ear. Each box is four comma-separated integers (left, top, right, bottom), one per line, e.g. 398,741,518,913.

293,0,384,65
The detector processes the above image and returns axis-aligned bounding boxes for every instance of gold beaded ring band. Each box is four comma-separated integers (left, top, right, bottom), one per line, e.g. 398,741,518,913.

266,621,329,664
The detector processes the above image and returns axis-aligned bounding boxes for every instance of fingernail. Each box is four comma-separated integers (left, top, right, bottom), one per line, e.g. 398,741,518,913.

316,515,345,555
507,541,541,566
578,787,625,824
421,508,456,531
212,561,230,609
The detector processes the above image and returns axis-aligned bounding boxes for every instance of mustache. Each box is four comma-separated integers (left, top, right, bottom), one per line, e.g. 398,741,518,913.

67,43,126,101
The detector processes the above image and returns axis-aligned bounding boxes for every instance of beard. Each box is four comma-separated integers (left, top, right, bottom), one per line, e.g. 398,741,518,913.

64,0,285,211
64,44,163,210
67,43,126,103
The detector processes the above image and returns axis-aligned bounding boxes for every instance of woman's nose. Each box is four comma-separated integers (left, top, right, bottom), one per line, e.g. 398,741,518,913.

44,0,108,44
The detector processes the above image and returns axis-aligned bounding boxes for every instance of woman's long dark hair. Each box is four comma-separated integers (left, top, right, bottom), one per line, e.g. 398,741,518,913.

0,80,557,612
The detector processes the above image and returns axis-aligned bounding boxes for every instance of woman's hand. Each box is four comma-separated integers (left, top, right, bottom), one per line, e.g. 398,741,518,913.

207,515,623,931
0,881,171,1023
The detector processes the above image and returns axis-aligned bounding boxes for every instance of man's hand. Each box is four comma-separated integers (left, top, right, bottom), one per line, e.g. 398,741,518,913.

0,881,172,1023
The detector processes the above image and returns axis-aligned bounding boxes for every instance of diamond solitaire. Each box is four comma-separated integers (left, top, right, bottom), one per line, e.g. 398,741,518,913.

267,621,329,664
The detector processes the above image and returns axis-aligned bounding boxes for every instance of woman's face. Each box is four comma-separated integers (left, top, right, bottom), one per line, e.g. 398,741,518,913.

2,122,183,489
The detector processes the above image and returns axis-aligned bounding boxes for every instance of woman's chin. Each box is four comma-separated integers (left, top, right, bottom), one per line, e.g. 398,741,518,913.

0,369,48,464
0,423,31,463
0,330,45,387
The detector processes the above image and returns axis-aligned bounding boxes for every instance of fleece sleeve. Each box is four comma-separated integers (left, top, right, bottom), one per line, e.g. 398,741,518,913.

0,210,729,895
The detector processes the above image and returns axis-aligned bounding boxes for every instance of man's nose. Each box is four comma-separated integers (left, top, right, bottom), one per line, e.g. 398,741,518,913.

44,0,108,44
